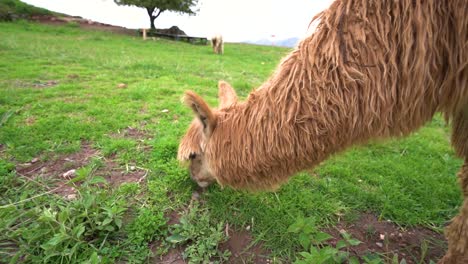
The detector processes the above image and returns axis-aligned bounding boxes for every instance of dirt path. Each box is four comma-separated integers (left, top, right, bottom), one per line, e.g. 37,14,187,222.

30,15,138,35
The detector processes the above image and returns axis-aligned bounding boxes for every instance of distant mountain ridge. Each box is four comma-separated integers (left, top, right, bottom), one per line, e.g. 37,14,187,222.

244,37,299,48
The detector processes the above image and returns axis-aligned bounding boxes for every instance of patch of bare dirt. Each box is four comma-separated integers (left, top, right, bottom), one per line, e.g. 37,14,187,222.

12,80,59,89
159,247,185,264
111,126,153,153
15,142,147,197
150,243,185,264
323,213,446,263
25,116,36,126
33,80,58,88
16,142,98,196
139,103,149,114
166,210,183,226
95,159,147,187
152,222,271,264
220,229,271,264
67,73,79,79
111,126,152,141
153,233,271,264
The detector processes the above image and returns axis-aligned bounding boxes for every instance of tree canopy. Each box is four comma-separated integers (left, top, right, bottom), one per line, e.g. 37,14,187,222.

115,0,198,29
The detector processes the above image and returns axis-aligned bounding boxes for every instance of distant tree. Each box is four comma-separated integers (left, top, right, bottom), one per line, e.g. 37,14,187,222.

114,0,198,30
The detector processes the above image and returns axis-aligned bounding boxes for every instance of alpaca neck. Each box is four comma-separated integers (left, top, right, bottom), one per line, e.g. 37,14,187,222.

210,51,364,189
209,0,457,189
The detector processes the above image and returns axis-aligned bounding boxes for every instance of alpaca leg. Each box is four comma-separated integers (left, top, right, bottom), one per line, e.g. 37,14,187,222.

439,111,468,264
439,161,468,264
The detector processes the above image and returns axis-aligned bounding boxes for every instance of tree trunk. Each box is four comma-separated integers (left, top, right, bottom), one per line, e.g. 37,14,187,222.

146,7,163,30
146,7,156,30
149,16,156,30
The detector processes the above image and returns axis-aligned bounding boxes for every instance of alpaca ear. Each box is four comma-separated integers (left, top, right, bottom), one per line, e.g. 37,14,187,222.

183,91,216,136
218,80,237,108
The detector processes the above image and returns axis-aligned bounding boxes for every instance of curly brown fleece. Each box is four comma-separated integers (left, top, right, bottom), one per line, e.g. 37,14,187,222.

181,0,467,190
178,1,467,262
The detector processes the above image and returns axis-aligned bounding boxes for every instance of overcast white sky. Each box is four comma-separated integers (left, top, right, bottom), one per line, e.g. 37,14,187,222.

22,0,333,42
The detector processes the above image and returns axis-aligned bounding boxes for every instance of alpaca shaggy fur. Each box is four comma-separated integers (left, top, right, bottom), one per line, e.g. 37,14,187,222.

179,0,468,262
211,34,223,54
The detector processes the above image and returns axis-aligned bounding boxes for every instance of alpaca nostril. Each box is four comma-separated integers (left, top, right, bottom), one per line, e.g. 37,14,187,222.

189,153,196,160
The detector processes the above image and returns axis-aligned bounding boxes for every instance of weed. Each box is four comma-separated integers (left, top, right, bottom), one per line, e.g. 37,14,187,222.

166,203,230,263
1,186,127,263
128,208,167,245
287,217,335,250
120,207,168,263
365,224,376,240
288,217,359,264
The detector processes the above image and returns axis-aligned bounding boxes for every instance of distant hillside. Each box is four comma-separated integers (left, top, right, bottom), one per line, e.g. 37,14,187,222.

0,0,139,35
244,37,299,48
0,0,59,21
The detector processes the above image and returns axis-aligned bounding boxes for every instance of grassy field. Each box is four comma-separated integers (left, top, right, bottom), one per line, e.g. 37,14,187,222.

0,21,463,263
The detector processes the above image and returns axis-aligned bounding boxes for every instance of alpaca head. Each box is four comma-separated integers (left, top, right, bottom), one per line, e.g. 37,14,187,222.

177,81,237,187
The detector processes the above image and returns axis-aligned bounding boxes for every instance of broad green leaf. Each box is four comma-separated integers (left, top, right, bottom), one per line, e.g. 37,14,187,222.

88,251,100,264
104,225,115,231
298,233,311,250
313,231,333,244
166,233,188,243
336,240,347,249
42,233,66,250
340,231,352,240
302,224,316,234
101,217,113,226
82,194,95,209
40,208,56,221
321,246,338,255
68,167,90,183
58,209,69,223
73,224,86,239
347,238,362,246
115,218,122,229
87,176,108,185
363,253,384,264
287,218,305,233
333,250,349,263
349,256,360,264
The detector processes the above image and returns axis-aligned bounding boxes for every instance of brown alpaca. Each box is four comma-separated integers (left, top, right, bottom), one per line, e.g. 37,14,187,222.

211,34,223,55
178,0,468,262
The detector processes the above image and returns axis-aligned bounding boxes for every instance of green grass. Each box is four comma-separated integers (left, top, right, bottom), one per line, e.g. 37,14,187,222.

0,21,463,263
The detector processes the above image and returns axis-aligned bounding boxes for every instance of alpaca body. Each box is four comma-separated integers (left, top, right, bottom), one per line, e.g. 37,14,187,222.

178,0,468,262
211,34,223,54
205,0,467,190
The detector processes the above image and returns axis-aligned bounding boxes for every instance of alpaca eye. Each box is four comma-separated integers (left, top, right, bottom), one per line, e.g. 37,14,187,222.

189,153,197,160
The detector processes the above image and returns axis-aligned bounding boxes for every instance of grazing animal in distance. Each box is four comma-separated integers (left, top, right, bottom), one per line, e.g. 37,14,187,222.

211,34,224,54
178,0,468,262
